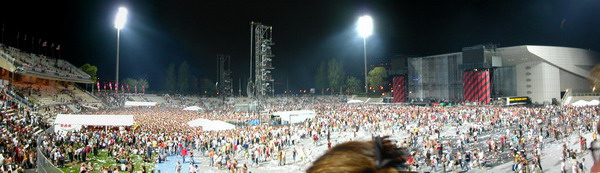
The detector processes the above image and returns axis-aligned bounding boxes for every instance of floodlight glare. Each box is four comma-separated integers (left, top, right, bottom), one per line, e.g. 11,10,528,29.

114,7,128,30
357,15,373,38
357,15,373,93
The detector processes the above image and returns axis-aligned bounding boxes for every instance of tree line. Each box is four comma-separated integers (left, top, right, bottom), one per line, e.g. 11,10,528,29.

314,58,388,94
164,61,216,95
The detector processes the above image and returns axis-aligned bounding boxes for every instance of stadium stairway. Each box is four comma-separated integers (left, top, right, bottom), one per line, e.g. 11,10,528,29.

71,84,105,108
145,94,168,104
66,104,80,113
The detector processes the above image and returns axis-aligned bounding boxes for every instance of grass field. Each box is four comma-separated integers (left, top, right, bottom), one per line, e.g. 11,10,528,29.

59,149,156,173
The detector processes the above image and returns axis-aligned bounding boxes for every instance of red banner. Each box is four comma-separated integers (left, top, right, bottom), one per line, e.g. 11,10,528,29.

392,76,406,103
463,70,491,104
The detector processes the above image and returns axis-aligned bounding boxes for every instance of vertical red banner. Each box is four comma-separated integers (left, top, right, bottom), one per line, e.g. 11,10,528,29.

392,76,406,103
463,70,491,104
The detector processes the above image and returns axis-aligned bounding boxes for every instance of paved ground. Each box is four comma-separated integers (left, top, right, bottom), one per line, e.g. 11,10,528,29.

155,125,596,173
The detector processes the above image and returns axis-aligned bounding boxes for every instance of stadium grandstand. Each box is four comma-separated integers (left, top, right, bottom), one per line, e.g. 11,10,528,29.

0,43,103,113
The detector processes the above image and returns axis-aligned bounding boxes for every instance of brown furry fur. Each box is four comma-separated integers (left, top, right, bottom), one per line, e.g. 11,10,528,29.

307,137,410,173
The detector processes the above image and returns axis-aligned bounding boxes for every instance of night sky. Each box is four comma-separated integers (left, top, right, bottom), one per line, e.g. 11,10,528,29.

1,0,599,93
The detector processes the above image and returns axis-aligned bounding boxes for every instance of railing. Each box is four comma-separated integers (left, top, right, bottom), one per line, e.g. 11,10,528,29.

561,89,572,105
58,59,91,78
572,92,600,97
36,126,63,173
4,89,35,109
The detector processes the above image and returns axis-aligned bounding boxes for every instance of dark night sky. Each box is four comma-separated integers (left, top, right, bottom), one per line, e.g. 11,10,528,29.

1,0,599,93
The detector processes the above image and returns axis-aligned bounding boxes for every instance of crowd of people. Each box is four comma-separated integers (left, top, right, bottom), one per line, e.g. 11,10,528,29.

0,90,49,172
0,89,595,173
33,95,599,173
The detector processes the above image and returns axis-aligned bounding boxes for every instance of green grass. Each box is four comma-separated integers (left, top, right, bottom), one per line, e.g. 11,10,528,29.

59,149,156,173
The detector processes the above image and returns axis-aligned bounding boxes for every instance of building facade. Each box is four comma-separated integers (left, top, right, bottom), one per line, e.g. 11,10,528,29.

392,45,599,104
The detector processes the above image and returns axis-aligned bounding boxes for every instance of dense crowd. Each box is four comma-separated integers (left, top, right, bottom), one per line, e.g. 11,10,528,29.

0,90,49,172
34,95,598,173
0,89,592,173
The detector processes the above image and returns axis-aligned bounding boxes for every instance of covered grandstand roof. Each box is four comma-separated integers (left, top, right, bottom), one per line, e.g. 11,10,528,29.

0,45,93,83
496,45,600,79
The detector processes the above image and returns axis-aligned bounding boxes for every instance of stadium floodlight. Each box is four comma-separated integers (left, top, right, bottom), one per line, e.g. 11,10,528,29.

357,15,373,93
114,7,127,84
357,15,373,38
114,7,128,30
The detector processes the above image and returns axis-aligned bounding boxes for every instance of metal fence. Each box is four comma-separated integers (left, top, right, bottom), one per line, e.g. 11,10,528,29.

572,92,600,97
36,127,63,173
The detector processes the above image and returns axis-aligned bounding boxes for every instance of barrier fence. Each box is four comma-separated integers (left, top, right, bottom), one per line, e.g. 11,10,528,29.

36,126,63,173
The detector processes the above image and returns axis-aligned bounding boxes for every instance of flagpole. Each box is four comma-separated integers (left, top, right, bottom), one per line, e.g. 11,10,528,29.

1,24,4,45
23,34,26,52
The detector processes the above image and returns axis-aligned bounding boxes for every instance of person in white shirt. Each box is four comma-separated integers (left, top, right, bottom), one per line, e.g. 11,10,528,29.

188,162,195,173
0,154,4,165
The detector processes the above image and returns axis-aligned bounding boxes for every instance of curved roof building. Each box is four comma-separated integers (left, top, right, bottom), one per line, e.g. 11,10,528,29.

399,45,599,104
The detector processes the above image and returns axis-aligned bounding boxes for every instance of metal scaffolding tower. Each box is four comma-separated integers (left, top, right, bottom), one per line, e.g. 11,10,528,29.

248,21,275,98
217,54,233,97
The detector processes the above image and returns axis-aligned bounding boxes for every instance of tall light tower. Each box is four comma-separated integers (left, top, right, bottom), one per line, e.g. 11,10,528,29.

357,15,373,93
114,7,128,85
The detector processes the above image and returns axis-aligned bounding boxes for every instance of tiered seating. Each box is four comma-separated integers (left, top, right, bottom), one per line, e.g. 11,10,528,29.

128,95,144,102
144,94,168,104
65,85,104,108
12,82,103,111
0,91,47,171
0,45,91,82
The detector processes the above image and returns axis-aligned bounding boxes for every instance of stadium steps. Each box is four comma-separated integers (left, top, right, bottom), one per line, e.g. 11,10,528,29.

66,104,80,113
145,94,168,104
367,98,383,103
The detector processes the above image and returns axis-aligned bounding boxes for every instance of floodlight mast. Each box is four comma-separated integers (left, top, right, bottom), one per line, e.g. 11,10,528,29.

357,15,373,93
114,7,127,85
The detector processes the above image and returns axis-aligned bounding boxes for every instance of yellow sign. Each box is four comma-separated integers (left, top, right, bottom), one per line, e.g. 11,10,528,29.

509,97,528,102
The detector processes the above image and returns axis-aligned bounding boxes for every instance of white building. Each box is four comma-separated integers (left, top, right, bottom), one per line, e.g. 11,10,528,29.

398,45,599,104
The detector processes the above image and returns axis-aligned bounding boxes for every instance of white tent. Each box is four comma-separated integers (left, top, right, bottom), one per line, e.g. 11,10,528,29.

54,114,135,126
187,118,236,131
124,101,157,107
347,100,364,103
183,106,203,111
272,110,316,124
572,100,600,106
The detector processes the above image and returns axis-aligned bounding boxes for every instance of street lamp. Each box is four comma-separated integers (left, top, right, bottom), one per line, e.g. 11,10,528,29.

357,15,373,93
114,7,128,85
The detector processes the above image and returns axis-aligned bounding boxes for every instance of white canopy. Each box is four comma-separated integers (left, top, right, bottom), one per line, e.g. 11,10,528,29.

124,101,157,107
183,106,203,111
571,100,600,106
347,100,364,103
187,118,236,131
54,114,134,126
272,110,316,124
